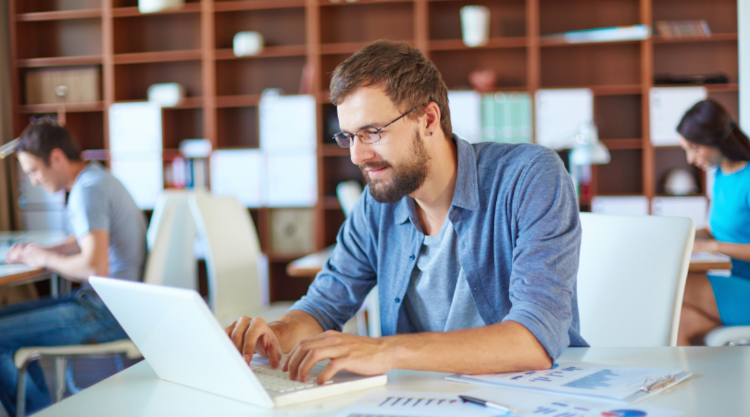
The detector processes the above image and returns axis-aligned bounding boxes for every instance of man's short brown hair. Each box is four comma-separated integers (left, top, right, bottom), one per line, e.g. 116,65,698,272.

17,122,82,165
329,40,452,139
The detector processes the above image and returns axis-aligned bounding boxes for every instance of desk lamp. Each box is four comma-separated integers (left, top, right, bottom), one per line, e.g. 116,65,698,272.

568,122,610,196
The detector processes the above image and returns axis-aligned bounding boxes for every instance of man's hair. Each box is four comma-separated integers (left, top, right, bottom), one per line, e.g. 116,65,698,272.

17,122,82,165
329,40,452,139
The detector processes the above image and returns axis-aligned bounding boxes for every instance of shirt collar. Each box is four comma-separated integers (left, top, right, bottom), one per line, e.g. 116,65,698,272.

393,136,480,225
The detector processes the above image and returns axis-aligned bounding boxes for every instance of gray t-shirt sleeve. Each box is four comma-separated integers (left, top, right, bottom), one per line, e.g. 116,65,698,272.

68,185,110,240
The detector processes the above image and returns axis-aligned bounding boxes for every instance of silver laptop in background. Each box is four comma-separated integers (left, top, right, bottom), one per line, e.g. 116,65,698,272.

89,276,387,408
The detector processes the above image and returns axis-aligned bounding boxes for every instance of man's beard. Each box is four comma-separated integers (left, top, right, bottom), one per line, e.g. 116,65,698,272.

360,130,430,203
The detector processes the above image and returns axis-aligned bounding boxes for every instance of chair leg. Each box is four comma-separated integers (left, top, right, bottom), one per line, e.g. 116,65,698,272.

15,352,41,417
54,357,66,402
65,362,81,395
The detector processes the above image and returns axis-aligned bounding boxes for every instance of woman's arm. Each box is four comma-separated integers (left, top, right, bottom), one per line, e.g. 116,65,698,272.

693,238,750,262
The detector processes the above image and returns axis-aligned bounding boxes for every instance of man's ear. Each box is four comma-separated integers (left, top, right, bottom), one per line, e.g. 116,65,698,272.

48,148,67,167
423,102,442,137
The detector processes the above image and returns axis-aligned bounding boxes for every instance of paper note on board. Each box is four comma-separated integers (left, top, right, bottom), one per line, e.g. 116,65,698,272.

535,89,593,149
649,87,707,146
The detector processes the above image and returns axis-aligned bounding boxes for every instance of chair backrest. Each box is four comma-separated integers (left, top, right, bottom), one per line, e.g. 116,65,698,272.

336,181,363,218
189,194,267,326
577,213,694,347
144,190,200,290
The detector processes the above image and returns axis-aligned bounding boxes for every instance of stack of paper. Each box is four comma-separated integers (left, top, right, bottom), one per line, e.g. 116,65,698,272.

652,196,708,229
590,196,649,216
210,94,318,208
448,361,691,403
108,102,165,209
535,89,593,149
649,87,707,146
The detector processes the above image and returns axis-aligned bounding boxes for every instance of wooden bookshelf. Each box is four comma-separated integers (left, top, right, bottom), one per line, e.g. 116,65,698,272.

8,0,739,301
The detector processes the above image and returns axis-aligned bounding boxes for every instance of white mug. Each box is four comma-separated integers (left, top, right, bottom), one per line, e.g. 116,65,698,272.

233,32,264,57
460,5,491,47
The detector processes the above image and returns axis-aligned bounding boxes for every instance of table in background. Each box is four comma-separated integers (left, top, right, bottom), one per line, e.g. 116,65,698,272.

35,347,750,417
0,231,66,296
289,247,734,278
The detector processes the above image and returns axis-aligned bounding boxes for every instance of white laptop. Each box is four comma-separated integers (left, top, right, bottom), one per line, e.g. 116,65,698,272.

89,276,387,408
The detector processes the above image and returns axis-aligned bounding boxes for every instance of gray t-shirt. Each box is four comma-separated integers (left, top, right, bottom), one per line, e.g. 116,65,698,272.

67,162,147,282
404,214,485,333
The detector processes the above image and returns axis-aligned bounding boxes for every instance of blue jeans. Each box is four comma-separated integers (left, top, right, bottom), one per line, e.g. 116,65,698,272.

0,288,127,415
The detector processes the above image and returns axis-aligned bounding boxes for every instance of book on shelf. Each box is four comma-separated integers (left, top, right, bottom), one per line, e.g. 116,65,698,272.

543,24,650,44
482,92,532,144
655,20,711,38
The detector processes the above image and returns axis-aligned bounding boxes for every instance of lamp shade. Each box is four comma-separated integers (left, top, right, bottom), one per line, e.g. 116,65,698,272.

570,122,610,165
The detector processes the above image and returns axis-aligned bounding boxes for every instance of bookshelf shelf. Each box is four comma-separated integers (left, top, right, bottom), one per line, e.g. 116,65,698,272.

651,33,738,43
17,56,103,68
214,0,306,12
16,9,102,21
113,50,203,65
428,38,528,51
19,102,105,114
111,4,202,17
214,46,307,60
215,94,261,108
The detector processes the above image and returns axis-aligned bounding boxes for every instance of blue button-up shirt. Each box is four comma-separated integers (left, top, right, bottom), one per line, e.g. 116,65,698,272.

290,138,587,360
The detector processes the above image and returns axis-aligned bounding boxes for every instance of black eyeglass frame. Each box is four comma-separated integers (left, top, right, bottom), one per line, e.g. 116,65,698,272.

332,104,423,148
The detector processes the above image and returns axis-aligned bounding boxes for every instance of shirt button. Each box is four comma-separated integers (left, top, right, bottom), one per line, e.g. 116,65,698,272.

395,297,401,303
473,287,478,291
409,255,415,260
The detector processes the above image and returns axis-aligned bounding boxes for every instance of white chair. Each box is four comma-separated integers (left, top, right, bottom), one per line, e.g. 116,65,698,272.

336,181,362,218
704,272,750,346
577,213,695,347
12,203,187,416
189,194,292,327
145,190,201,290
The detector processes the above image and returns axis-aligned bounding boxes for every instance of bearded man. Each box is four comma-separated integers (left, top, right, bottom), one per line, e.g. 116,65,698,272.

226,40,588,384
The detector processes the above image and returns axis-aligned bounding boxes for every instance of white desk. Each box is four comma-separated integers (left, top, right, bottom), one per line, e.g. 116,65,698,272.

0,231,66,295
36,347,750,417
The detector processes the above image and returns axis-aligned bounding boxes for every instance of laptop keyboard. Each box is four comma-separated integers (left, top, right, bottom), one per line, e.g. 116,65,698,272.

250,364,333,393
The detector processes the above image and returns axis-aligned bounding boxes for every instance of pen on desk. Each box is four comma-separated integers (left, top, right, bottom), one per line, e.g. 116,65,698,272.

459,395,515,413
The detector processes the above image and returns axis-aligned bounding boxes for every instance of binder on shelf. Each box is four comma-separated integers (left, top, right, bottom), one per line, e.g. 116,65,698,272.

448,90,482,143
209,149,263,208
259,94,316,152
108,102,164,209
535,89,593,149
649,87,707,147
591,196,649,216
652,196,708,229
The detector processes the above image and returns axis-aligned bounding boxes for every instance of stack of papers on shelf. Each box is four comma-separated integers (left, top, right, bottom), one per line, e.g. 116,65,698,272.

448,361,692,403
651,196,708,229
108,102,164,209
649,87,707,146
535,89,593,149
543,24,651,44
591,196,649,216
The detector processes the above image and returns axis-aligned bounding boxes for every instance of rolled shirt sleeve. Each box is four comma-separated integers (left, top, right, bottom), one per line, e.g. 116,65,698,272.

502,150,582,360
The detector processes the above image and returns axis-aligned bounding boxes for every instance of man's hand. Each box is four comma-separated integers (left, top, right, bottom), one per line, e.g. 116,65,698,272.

283,331,393,385
225,316,283,368
6,243,49,268
693,238,719,253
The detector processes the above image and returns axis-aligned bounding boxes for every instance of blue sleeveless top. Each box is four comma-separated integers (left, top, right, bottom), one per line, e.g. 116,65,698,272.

709,162,750,278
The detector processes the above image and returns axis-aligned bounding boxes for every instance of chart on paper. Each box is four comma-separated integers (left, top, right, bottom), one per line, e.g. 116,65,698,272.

333,390,503,417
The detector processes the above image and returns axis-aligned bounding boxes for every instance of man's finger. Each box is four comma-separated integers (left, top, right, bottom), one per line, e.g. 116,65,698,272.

297,345,348,383
316,359,346,385
225,320,238,337
241,317,272,363
229,316,251,351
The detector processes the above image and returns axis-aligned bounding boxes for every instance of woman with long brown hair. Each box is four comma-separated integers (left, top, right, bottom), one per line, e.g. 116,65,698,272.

676,99,750,345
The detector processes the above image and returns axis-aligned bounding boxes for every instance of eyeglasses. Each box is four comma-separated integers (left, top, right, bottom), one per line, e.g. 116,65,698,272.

332,104,422,148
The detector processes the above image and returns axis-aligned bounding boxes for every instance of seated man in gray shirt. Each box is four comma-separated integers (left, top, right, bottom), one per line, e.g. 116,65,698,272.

227,40,587,385
0,121,147,415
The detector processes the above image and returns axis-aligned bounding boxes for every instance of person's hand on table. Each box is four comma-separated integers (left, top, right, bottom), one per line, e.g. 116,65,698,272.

225,316,283,369
283,331,393,385
6,242,48,267
693,238,719,253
